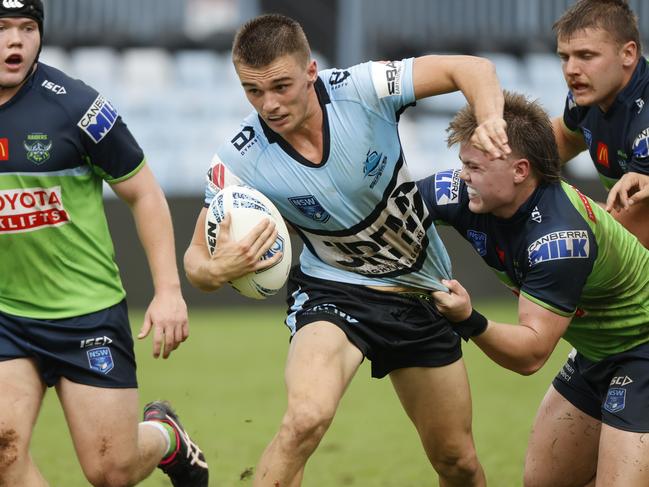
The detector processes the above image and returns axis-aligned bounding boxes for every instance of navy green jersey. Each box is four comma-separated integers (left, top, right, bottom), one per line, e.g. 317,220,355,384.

203,59,452,290
562,58,649,189
418,170,649,361
0,63,145,319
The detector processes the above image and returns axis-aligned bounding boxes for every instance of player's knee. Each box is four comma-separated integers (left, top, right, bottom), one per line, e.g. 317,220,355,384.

430,446,480,482
85,464,138,487
83,451,139,487
280,403,334,446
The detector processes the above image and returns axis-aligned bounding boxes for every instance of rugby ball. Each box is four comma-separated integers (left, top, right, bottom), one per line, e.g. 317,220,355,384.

205,185,291,299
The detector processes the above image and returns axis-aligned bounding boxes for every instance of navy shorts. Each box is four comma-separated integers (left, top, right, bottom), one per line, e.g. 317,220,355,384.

0,300,137,388
553,342,649,433
285,267,462,378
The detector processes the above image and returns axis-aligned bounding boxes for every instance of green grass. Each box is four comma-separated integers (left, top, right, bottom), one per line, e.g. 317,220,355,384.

31,302,571,486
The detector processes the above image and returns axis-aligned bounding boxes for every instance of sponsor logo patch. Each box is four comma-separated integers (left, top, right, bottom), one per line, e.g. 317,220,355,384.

41,80,67,95
2,0,24,8
636,98,645,114
289,195,330,223
23,133,52,165
371,60,403,98
610,375,633,387
531,206,542,223
77,95,118,143
597,141,609,168
467,230,487,256
231,126,256,154
632,128,649,160
582,127,592,149
567,91,577,110
0,186,69,234
528,230,590,266
434,169,461,205
329,70,350,87
603,388,626,413
0,138,8,161
86,347,114,374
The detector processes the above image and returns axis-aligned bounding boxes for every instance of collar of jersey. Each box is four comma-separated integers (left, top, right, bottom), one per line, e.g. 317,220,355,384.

493,183,547,225
604,56,648,118
0,63,39,111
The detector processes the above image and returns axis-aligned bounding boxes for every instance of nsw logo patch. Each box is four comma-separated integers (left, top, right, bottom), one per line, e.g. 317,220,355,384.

603,388,626,413
87,347,114,374
288,195,330,223
467,230,487,256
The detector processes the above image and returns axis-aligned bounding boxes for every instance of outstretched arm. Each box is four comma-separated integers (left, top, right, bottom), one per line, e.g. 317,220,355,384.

412,55,510,159
433,279,570,375
111,164,188,359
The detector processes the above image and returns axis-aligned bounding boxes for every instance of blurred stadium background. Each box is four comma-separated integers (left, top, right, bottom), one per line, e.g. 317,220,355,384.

37,0,647,307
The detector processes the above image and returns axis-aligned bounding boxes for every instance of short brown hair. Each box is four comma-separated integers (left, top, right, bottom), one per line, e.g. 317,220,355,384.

553,0,642,56
447,91,561,184
232,14,311,68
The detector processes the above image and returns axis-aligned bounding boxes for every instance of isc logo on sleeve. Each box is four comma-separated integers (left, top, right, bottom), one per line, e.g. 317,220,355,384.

77,95,119,143
528,230,590,266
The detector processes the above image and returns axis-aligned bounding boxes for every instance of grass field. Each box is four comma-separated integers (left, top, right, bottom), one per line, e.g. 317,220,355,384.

31,301,571,486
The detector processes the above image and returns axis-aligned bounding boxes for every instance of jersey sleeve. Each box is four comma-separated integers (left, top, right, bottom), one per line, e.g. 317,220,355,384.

562,91,584,133
416,169,465,225
76,94,145,183
628,125,649,175
521,229,596,316
203,150,244,207
350,58,416,121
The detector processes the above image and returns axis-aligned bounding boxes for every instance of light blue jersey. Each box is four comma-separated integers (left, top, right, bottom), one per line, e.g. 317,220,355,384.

204,58,451,290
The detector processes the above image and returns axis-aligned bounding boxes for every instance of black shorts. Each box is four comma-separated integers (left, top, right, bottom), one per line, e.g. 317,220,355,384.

553,342,649,433
285,267,462,378
0,300,137,388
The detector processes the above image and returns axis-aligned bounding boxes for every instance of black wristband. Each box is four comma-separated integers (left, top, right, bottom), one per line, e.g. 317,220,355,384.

453,309,488,341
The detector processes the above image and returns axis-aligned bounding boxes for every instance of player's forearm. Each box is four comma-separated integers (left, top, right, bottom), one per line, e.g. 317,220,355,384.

130,190,183,294
183,245,226,292
472,321,550,376
452,57,504,123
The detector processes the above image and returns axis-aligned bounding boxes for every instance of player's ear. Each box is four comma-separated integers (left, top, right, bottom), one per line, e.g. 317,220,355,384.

512,158,531,183
621,40,638,67
306,59,318,83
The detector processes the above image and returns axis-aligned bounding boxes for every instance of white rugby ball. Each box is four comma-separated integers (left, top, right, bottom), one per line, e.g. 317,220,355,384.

205,185,291,299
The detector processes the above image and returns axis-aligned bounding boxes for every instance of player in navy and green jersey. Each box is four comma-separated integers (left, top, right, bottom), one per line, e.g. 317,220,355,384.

0,2,206,485
184,13,511,487
552,0,649,247
421,92,649,487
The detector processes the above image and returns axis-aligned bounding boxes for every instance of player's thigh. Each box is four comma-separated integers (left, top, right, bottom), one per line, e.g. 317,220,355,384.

0,358,46,465
524,385,599,487
389,359,474,451
596,424,649,486
285,321,363,416
55,379,140,473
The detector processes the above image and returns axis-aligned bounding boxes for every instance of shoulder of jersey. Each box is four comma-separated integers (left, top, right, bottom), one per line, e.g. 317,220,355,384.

36,63,97,105
319,62,366,100
218,112,269,163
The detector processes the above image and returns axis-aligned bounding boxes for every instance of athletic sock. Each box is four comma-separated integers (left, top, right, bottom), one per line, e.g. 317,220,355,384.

142,420,178,459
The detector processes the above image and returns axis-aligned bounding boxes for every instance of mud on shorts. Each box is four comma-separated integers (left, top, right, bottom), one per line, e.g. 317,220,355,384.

552,341,649,433
0,300,137,388
285,267,462,378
